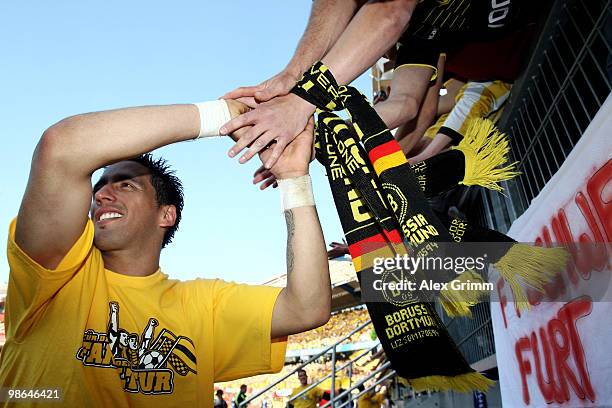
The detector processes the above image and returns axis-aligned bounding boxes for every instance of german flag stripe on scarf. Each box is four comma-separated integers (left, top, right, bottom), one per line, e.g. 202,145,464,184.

297,61,494,392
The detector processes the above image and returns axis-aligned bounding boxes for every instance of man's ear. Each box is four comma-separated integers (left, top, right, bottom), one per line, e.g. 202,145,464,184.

159,205,177,228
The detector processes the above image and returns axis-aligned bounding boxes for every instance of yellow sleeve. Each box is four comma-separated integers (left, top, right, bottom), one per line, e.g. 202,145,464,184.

372,392,386,403
394,63,438,82
358,392,373,407
5,218,95,338
289,386,303,399
313,387,325,400
211,280,287,381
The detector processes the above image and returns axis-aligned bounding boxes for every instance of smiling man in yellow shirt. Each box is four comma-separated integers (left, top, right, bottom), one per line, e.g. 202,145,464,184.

0,99,330,407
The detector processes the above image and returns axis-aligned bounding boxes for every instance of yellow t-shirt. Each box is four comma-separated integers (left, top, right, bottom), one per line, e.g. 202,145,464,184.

289,385,323,408
0,219,287,407
357,391,385,408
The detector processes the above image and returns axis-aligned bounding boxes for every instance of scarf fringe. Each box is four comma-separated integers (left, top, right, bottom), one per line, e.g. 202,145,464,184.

439,270,487,318
402,372,495,393
494,244,570,311
454,118,520,192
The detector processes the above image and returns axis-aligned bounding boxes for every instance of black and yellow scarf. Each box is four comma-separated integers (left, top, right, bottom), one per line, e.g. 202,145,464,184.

292,62,493,392
291,61,567,392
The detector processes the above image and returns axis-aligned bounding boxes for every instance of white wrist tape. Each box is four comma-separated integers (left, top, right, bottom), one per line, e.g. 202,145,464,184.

194,100,232,139
278,175,315,212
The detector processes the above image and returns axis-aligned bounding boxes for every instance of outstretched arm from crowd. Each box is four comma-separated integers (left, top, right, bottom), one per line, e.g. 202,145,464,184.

373,62,437,135
224,0,362,104
221,0,418,168
392,54,445,155
406,79,463,162
327,240,349,259
16,100,248,270
318,0,416,86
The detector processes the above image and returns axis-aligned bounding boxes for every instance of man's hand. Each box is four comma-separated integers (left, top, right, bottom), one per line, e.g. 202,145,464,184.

224,99,253,143
225,99,251,118
251,118,317,189
221,69,300,104
327,240,349,259
221,93,316,169
259,117,315,179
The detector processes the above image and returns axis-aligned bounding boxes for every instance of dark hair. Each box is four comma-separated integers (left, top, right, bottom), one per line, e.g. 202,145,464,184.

129,154,184,248
297,369,306,375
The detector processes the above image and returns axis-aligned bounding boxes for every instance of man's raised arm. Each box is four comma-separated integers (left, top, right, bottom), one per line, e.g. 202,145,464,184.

259,119,331,338
16,101,247,269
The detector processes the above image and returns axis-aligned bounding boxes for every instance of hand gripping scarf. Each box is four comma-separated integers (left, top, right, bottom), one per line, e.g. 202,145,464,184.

291,62,494,392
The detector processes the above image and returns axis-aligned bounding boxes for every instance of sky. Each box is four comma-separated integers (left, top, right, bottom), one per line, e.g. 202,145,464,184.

0,1,371,284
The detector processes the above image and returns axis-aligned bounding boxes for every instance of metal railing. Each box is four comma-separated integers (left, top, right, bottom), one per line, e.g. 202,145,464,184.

320,363,396,408
436,302,496,365
482,0,612,232
439,0,612,376
238,319,377,407
435,0,612,386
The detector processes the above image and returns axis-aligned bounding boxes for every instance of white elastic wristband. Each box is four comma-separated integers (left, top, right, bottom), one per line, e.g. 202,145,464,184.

193,100,232,139
278,175,315,212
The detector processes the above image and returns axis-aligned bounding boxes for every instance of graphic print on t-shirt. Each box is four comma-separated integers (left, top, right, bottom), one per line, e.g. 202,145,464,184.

75,302,197,395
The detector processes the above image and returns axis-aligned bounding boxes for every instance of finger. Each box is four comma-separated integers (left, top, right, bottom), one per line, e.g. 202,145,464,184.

221,85,263,100
221,110,256,138
253,167,273,183
254,86,284,102
256,170,274,183
306,115,315,129
260,176,277,190
229,124,265,158
253,164,268,178
255,75,296,102
240,130,276,164
236,96,258,109
264,137,289,169
228,124,253,143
